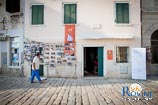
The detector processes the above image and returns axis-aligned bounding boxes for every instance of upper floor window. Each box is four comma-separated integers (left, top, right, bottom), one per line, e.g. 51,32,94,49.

154,0,158,10
32,5,44,25
116,47,129,63
154,0,158,6
6,0,20,13
64,4,77,24
115,3,129,24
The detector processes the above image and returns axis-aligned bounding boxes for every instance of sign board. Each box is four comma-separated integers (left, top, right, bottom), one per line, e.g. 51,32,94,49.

132,48,146,80
107,50,113,60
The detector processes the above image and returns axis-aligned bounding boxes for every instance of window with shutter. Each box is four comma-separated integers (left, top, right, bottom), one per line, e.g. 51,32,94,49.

155,0,158,6
116,3,129,24
154,0,158,10
64,4,77,24
32,5,44,25
116,47,129,63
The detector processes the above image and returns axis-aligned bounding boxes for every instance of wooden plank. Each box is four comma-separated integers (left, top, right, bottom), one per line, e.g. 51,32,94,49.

47,79,65,105
61,80,72,105
75,80,82,105
81,81,90,105
67,80,76,105
53,79,69,105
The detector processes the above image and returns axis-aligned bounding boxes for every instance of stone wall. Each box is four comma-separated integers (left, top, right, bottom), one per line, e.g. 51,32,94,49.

0,0,25,76
142,0,158,75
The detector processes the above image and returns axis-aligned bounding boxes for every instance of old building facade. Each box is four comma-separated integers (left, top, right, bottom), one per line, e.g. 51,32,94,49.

142,0,158,76
0,0,25,76
23,0,141,78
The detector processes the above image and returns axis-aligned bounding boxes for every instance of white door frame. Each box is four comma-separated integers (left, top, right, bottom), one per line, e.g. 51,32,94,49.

81,45,107,77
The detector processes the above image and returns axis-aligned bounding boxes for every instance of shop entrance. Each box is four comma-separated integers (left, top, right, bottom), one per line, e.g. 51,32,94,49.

84,47,103,77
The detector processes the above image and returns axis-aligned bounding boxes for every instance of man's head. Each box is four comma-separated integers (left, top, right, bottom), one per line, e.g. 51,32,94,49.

36,53,40,58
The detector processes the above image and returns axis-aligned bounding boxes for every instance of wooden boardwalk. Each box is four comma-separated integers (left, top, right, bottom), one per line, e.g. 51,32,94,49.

0,76,158,105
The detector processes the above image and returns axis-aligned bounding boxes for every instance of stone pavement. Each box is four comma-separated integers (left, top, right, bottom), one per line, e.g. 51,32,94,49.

0,76,158,105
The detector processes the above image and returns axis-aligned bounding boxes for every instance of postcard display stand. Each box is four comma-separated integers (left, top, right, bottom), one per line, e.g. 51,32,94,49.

24,40,76,77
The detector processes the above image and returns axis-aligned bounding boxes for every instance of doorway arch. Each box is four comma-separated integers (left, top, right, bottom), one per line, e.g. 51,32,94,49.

151,30,158,64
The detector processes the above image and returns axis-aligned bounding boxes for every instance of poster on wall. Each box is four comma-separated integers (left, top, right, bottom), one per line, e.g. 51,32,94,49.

64,25,76,56
132,48,146,80
107,50,113,60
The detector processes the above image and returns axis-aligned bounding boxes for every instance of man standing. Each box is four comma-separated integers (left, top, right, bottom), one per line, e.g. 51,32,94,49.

31,53,42,83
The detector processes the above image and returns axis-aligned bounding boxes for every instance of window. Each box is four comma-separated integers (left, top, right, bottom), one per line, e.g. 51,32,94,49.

154,0,158,10
115,3,129,24
154,0,158,6
32,5,44,25
10,37,20,67
116,47,129,63
64,4,77,24
6,0,20,13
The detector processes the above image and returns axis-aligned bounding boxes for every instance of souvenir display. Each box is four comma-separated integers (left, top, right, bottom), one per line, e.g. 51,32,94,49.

24,40,44,62
24,40,76,69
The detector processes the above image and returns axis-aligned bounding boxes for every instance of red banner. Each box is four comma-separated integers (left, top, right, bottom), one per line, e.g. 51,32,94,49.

107,50,113,60
64,25,76,56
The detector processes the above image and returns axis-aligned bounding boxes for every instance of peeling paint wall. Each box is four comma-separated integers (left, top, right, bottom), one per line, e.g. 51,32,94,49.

0,0,24,76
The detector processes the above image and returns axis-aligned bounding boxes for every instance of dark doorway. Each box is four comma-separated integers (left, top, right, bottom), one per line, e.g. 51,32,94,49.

151,30,158,64
84,47,103,77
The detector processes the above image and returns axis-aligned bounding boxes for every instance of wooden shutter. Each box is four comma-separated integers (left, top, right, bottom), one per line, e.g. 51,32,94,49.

70,4,76,24
116,3,129,24
123,3,129,23
32,5,38,24
116,3,123,23
64,4,76,24
64,4,71,24
32,5,44,25
38,5,44,24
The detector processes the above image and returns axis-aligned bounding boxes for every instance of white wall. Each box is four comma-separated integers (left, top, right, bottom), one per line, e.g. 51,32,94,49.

24,0,141,78
25,0,141,44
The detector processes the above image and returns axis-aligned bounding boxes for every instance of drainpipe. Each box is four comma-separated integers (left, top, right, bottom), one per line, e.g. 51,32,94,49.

140,0,143,48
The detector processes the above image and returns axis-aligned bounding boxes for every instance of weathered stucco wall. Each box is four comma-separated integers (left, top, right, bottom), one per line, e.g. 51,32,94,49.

76,39,140,78
24,0,141,42
0,0,25,76
24,0,141,78
142,0,158,75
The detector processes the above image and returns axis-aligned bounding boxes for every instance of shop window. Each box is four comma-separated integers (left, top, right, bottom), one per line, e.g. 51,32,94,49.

6,0,20,13
155,0,158,6
115,3,129,24
32,5,44,25
151,30,158,64
10,38,20,67
154,0,158,10
116,47,129,63
64,4,77,24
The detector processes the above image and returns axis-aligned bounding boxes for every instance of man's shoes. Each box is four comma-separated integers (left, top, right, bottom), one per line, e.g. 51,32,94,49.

30,82,34,84
39,80,46,84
